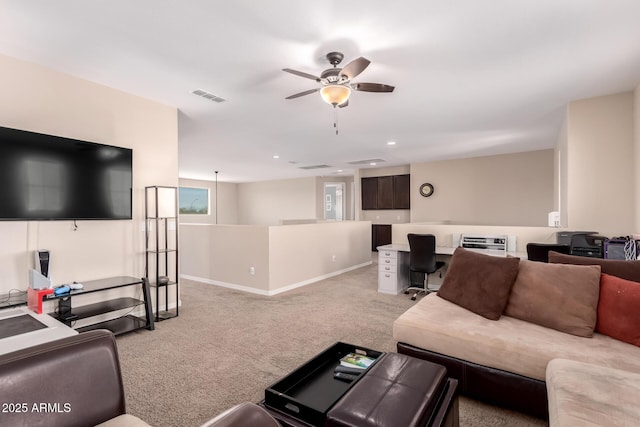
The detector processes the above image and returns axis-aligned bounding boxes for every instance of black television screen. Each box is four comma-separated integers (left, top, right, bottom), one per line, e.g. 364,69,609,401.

0,126,132,220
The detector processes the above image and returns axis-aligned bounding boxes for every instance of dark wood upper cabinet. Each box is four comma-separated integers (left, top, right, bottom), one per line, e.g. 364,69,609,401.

377,176,394,209
361,174,410,210
361,177,378,210
393,174,411,209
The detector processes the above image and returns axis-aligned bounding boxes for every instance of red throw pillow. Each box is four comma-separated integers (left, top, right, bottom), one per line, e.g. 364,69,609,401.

596,273,640,347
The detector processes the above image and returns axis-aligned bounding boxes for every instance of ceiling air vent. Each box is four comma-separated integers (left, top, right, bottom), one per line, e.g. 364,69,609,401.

346,158,386,165
192,89,226,103
299,164,332,170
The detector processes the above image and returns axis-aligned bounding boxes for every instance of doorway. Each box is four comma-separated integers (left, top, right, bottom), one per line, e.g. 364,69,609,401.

324,183,345,221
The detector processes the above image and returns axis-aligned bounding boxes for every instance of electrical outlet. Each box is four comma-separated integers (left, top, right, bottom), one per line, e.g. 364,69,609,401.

548,211,560,227
249,267,255,275
332,255,336,262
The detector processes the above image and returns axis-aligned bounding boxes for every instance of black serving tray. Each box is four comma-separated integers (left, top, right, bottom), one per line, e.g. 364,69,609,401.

264,342,383,426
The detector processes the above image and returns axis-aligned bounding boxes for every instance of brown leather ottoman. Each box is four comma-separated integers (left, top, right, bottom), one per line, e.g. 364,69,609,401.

325,353,459,427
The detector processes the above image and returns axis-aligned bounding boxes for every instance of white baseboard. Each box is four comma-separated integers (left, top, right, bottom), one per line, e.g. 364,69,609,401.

181,261,372,296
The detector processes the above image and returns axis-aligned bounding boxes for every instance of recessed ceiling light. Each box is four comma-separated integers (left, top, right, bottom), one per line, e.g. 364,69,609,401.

337,169,343,172
273,155,280,159
370,162,377,166
387,141,396,145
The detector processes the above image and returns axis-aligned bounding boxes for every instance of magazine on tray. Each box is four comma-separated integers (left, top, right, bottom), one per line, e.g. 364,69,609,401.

339,352,376,370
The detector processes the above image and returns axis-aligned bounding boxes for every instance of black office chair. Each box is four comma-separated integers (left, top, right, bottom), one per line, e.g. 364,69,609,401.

526,243,571,263
404,234,446,300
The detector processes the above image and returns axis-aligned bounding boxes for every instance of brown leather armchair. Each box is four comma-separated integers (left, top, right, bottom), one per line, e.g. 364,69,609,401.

0,329,150,427
0,328,290,427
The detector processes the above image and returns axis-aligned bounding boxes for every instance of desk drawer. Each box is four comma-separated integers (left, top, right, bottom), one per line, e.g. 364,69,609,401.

378,250,397,260
378,271,398,294
378,256,397,267
378,264,397,274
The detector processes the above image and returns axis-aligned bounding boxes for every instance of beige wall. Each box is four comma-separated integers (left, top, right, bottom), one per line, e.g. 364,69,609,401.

0,55,178,312
268,221,371,289
179,221,371,295
566,92,635,236
179,224,270,292
555,118,569,227
409,150,554,226
181,175,354,226
178,178,239,225
237,177,317,225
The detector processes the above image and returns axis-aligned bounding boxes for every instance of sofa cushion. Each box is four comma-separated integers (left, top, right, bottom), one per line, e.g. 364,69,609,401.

546,359,640,427
596,273,640,346
548,251,640,282
504,260,601,337
393,293,640,382
437,247,520,320
95,414,152,427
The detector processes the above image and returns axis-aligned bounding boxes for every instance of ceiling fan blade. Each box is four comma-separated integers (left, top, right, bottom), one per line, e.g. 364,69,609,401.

351,82,395,93
339,57,370,80
282,68,321,82
338,99,349,108
285,88,320,100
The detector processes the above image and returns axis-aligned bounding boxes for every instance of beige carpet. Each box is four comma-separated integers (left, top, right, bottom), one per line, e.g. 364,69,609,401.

115,259,548,427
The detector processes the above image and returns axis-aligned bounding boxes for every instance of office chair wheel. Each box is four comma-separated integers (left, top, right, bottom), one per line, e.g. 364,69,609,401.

411,296,417,301
404,289,410,294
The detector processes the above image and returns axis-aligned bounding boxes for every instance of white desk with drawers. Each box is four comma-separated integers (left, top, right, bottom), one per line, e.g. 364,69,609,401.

376,244,524,295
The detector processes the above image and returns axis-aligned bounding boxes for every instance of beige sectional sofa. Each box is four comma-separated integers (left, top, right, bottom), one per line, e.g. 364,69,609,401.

393,249,640,423
546,359,640,426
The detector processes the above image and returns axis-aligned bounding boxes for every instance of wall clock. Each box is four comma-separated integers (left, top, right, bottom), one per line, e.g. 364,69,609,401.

419,183,434,197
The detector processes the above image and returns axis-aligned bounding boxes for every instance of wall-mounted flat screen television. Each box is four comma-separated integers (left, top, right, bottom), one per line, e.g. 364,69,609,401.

0,126,132,220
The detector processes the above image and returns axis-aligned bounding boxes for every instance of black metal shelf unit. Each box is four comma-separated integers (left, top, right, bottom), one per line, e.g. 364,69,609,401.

145,186,179,322
46,276,154,335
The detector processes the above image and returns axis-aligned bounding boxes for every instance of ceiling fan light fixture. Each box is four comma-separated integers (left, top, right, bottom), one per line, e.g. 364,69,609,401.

320,84,351,106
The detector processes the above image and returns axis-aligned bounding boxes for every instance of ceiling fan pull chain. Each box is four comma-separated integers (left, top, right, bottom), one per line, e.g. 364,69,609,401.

334,106,339,135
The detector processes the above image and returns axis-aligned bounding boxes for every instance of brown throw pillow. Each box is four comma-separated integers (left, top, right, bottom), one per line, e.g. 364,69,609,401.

504,260,601,337
548,251,640,282
596,274,640,347
437,247,520,320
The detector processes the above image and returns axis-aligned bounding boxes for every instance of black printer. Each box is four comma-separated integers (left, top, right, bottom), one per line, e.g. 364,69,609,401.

570,234,606,258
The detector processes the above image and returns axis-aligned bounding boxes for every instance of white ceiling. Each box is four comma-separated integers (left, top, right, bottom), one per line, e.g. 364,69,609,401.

1,1,640,183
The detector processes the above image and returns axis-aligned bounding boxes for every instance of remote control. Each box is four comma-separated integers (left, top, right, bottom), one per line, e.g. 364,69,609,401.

334,372,358,382
334,366,364,375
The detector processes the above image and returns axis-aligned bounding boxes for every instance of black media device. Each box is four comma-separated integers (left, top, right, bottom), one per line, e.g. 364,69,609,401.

0,126,132,220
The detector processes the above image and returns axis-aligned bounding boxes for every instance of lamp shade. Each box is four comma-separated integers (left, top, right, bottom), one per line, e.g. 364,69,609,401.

320,84,351,106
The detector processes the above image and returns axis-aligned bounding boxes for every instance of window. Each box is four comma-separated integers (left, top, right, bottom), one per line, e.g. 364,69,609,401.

178,187,209,215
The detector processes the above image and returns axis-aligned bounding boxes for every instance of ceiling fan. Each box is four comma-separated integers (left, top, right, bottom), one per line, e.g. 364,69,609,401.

283,52,395,108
